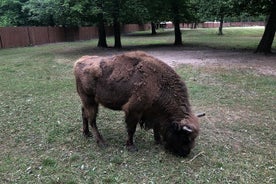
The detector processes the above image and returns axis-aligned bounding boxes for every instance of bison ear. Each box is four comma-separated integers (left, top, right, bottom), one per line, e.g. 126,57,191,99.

182,125,193,133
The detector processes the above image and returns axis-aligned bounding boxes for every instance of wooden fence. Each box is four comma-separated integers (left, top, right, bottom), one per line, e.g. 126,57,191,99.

164,21,265,29
0,24,150,49
0,22,264,49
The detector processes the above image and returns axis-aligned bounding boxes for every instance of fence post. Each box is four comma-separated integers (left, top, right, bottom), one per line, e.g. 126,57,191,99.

47,27,50,43
0,35,2,48
27,27,32,46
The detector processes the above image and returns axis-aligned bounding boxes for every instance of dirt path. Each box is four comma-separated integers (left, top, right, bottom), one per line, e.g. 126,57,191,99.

58,46,276,76
143,47,276,76
80,46,276,76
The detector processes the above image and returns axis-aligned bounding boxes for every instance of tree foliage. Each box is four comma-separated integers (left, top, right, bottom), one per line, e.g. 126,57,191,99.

197,0,239,35
0,0,28,26
121,0,148,24
22,0,101,26
0,0,274,51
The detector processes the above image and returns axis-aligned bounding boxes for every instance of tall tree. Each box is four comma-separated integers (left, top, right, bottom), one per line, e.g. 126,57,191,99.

23,0,88,26
24,0,109,47
112,0,122,48
96,0,108,48
171,0,182,45
235,0,276,53
253,0,276,54
108,0,149,48
121,0,148,24
166,0,191,45
198,0,237,35
0,0,29,26
23,0,62,26
141,0,165,35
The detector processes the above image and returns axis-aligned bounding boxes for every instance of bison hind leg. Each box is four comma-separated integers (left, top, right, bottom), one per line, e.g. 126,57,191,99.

82,107,92,137
153,125,162,145
82,103,107,148
125,111,142,152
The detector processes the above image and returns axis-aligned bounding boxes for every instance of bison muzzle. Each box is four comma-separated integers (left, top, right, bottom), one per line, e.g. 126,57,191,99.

74,51,201,157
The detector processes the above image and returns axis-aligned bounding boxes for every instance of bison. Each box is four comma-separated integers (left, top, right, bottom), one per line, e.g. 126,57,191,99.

74,51,202,157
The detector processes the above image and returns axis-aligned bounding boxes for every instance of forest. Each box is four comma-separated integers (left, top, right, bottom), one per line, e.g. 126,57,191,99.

0,0,275,53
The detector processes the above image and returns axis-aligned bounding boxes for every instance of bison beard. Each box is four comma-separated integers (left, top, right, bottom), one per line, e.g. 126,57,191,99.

74,51,200,157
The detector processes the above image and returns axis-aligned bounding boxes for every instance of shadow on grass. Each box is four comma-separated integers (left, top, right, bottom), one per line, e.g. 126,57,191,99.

124,30,174,37
53,43,211,61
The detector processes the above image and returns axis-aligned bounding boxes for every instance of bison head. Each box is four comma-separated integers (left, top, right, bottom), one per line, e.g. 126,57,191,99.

164,115,199,157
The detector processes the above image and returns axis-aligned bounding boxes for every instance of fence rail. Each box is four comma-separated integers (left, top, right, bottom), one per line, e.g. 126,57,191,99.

165,21,265,29
0,24,150,49
0,22,264,49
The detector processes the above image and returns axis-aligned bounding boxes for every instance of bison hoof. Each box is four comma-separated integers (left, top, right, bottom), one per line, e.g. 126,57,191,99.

83,131,92,138
97,141,108,149
126,145,138,152
154,140,162,145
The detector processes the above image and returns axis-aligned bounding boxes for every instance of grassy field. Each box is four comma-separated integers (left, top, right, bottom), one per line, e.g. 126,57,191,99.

125,26,276,50
0,27,275,183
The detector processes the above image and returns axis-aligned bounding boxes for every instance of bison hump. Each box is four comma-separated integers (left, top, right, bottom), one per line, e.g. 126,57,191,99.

74,55,103,78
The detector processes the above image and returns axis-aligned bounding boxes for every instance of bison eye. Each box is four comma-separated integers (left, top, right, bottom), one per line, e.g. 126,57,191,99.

188,137,194,142
172,121,181,131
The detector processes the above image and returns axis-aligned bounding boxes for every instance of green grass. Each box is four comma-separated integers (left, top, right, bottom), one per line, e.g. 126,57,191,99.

126,27,276,50
0,27,275,183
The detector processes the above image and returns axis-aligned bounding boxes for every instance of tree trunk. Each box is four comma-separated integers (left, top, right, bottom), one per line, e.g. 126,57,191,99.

174,18,182,45
112,0,122,48
97,13,108,48
193,22,197,29
96,1,108,48
218,16,224,35
113,18,122,48
171,2,182,45
255,1,276,54
171,1,182,45
151,22,157,35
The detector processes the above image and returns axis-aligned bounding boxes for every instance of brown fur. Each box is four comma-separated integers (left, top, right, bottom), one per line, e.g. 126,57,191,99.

74,51,199,156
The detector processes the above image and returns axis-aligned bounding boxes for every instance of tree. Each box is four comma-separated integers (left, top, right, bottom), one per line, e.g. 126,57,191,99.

23,0,86,26
112,0,122,48
188,0,203,29
121,0,148,24
198,0,237,35
251,0,276,54
141,0,165,35
0,0,28,26
110,0,149,48
105,0,150,48
233,0,276,54
166,0,192,45
23,0,60,26
24,0,109,47
170,0,182,45
95,0,108,48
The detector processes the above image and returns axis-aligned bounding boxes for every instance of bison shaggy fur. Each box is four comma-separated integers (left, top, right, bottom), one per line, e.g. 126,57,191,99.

74,51,200,157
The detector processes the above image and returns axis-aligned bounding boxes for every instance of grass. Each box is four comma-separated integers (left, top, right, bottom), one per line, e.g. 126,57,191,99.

126,27,276,50
0,27,275,183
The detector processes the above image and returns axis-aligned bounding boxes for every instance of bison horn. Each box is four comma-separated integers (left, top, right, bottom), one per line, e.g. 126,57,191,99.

183,125,193,132
196,112,206,118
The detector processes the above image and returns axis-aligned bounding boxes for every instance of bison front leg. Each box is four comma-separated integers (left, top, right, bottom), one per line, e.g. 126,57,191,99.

125,112,141,152
153,124,162,145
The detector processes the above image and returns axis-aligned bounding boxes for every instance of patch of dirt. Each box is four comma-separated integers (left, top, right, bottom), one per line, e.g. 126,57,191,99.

144,47,276,76
58,46,276,76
